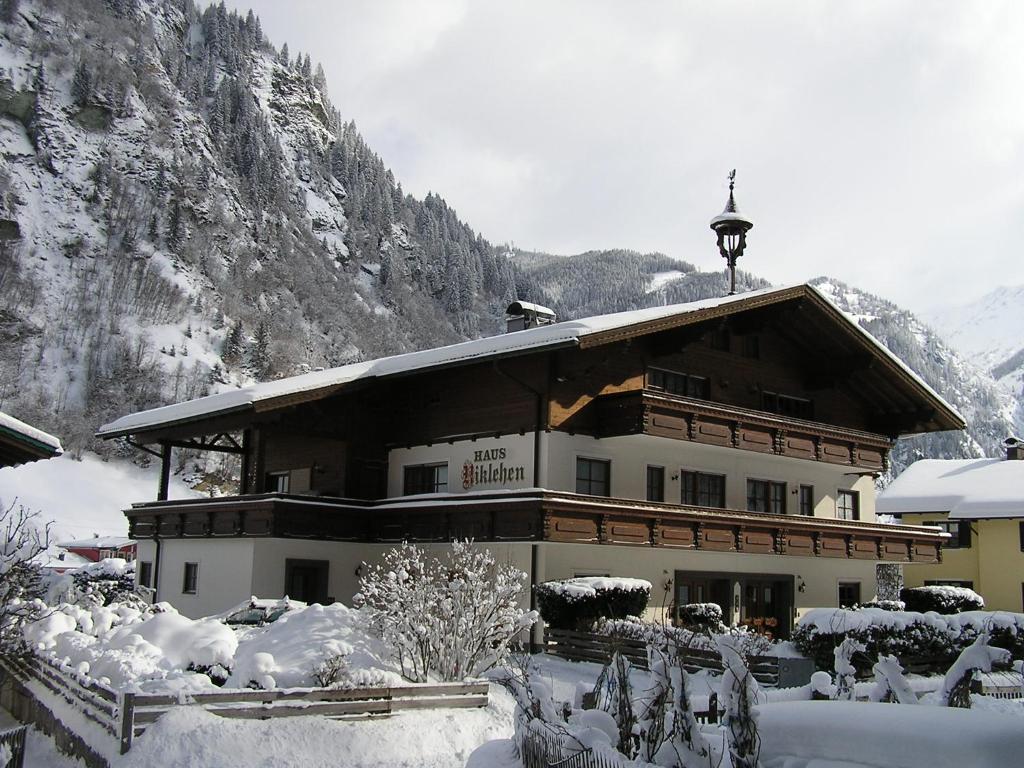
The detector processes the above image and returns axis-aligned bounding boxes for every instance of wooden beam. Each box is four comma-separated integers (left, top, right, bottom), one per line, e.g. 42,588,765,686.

157,442,171,502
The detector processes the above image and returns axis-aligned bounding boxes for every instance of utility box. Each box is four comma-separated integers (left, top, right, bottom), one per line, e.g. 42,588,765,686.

777,657,815,689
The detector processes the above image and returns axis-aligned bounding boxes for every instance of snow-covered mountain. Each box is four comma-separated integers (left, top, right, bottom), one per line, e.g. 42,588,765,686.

0,0,517,459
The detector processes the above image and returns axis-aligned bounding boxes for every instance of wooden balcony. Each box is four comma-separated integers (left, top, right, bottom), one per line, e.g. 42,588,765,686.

596,390,893,471
126,490,942,563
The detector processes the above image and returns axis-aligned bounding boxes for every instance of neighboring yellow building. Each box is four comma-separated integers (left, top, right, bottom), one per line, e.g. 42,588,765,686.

877,439,1024,612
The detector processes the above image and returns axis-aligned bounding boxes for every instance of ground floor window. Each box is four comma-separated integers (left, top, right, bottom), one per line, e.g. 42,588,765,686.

182,562,199,595
138,561,153,588
681,470,725,508
747,478,786,514
285,559,330,605
838,580,861,607
403,462,449,495
925,579,974,589
576,457,611,496
266,470,290,493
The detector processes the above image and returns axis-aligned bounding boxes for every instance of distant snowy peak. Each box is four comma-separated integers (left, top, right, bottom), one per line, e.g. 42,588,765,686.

924,284,1024,374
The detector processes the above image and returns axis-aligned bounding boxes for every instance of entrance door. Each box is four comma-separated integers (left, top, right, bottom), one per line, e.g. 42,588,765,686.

674,574,731,624
741,578,792,638
284,559,330,605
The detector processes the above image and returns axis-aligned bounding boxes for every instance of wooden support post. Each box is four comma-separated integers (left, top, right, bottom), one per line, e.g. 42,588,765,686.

119,691,135,754
157,442,171,501
239,429,252,494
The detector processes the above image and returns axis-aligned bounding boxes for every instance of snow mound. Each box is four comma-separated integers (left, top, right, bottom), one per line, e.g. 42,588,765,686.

756,700,1024,768
226,603,401,690
75,558,134,579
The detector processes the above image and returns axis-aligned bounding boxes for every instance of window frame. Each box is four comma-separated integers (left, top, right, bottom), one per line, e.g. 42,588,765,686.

138,561,153,588
761,391,814,420
182,562,199,595
747,478,786,514
924,520,972,549
267,470,291,493
576,457,611,497
836,489,860,521
646,465,665,503
680,470,726,508
837,580,861,608
402,462,449,495
645,367,710,399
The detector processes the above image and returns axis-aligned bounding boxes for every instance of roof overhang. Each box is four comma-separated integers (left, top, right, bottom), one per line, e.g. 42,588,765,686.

0,412,63,467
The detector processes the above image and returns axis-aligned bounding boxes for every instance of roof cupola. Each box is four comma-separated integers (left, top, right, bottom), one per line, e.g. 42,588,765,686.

710,169,754,296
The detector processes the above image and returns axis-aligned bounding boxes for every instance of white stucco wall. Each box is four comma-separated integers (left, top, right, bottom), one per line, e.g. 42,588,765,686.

545,432,877,522
149,538,256,618
387,433,535,496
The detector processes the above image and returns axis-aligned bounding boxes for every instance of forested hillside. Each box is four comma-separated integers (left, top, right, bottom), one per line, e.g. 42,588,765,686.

0,0,517,457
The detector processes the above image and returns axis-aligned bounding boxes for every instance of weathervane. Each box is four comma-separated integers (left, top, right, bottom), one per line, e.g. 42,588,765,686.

710,170,754,296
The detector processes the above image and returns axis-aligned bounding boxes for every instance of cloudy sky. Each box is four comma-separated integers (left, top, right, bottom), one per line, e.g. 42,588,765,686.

223,0,1023,314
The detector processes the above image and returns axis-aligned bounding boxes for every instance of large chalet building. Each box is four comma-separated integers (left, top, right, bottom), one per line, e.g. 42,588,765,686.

99,283,963,639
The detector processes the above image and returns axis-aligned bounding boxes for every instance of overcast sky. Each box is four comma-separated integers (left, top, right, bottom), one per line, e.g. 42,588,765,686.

222,0,1023,314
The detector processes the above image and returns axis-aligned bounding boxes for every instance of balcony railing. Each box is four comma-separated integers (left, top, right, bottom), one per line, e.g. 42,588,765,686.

126,490,942,563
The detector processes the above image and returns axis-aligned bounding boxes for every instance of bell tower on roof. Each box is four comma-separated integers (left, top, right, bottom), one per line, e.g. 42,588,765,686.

710,170,754,296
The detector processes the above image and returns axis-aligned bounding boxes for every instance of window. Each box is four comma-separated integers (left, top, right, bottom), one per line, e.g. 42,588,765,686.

646,368,710,399
646,466,665,503
681,471,726,508
1019,522,1024,552
924,520,972,549
576,458,611,497
267,470,290,493
710,328,730,351
799,485,814,516
741,335,760,359
836,489,859,521
182,562,199,595
761,391,814,420
99,548,115,559
747,479,786,514
838,581,861,608
403,463,448,495
138,561,153,588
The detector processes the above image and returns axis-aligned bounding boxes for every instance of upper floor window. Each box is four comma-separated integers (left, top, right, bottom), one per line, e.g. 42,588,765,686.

403,462,448,495
741,335,760,359
799,485,814,516
836,489,859,521
646,368,710,399
576,457,611,497
761,391,814,420
646,465,665,503
710,328,730,351
748,479,786,514
267,470,290,493
925,520,972,549
681,470,726,508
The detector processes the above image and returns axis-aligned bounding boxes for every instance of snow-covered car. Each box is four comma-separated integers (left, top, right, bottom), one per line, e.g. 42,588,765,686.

218,597,306,627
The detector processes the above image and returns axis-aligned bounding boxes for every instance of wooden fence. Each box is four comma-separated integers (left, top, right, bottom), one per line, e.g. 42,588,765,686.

543,628,780,686
0,723,27,768
0,653,488,759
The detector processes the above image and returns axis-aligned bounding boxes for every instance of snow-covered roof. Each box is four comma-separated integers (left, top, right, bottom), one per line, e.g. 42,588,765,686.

0,410,63,458
56,536,137,549
97,283,963,439
877,458,1024,520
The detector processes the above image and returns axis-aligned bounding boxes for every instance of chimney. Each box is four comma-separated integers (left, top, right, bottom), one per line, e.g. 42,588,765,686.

1005,437,1024,461
505,301,556,333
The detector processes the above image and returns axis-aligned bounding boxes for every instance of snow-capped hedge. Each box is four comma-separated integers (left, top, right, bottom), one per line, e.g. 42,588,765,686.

594,617,773,659
535,577,651,630
900,585,984,614
792,607,1024,670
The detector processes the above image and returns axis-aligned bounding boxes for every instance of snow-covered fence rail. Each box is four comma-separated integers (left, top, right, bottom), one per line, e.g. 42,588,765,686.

543,627,780,686
1,652,488,762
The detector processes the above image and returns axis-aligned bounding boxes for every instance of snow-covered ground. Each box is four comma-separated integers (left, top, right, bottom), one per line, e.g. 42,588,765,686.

0,453,200,540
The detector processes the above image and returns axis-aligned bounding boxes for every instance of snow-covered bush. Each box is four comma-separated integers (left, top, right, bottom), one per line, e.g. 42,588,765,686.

861,599,904,611
900,585,983,614
832,637,865,701
677,602,725,632
869,655,917,704
0,502,49,657
793,607,1024,672
596,617,774,661
70,558,144,608
355,541,535,682
717,635,766,768
939,634,1011,708
535,577,651,630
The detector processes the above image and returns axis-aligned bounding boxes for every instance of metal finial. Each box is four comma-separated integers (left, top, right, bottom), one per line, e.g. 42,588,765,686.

710,171,753,296
728,169,736,190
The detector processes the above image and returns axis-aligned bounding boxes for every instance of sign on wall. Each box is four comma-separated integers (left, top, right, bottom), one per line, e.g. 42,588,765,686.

461,447,527,490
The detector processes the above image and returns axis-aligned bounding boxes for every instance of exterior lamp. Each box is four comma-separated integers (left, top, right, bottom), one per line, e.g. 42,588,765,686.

710,169,753,296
